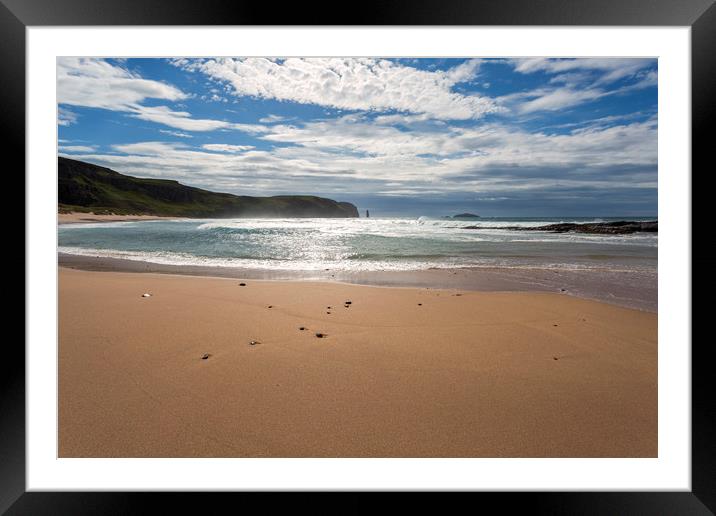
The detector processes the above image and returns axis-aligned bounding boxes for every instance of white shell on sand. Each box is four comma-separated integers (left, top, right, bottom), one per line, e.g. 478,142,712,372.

142,293,152,298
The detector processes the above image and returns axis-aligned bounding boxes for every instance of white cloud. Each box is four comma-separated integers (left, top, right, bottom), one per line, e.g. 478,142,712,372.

373,112,438,126
496,57,657,114
548,72,592,86
510,58,654,84
58,107,78,126
261,116,467,157
112,141,187,156
129,105,232,132
57,58,657,202
57,58,266,134
445,58,482,83
67,114,656,199
180,58,501,120
129,105,269,133
515,87,606,114
258,115,657,168
202,144,254,153
615,69,658,93
57,57,186,110
259,114,294,124
58,144,96,153
159,129,193,138
501,58,656,114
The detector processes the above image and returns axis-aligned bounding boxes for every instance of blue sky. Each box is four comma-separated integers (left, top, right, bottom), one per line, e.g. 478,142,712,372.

58,57,657,216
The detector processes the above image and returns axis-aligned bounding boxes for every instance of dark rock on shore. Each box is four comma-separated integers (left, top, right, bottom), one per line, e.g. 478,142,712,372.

522,221,657,234
462,220,657,235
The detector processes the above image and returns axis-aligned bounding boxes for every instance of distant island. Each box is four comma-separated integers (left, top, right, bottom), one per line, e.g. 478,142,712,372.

58,157,358,218
452,213,480,219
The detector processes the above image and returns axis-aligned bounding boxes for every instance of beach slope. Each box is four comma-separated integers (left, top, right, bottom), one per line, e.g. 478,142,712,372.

59,268,657,457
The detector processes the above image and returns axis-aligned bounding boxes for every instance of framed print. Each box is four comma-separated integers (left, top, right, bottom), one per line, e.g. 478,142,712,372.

7,0,715,512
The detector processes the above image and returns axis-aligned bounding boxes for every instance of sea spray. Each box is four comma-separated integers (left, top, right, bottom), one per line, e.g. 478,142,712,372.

59,216,657,273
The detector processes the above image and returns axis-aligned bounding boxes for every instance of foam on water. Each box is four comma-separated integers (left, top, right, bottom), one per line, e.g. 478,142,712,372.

58,216,657,272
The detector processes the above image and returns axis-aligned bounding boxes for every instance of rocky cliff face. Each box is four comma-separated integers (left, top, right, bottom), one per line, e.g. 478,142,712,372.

58,157,359,218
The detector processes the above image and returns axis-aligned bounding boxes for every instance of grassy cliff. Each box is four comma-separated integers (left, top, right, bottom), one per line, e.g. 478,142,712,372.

58,157,359,218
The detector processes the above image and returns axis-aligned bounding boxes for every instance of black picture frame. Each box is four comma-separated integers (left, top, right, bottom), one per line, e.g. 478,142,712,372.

6,0,715,513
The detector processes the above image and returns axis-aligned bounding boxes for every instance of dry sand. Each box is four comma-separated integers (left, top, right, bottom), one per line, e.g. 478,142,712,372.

58,212,181,224
59,267,657,457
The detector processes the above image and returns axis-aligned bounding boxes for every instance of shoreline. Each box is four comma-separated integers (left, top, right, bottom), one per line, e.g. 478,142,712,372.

58,253,658,312
59,267,657,458
58,212,184,225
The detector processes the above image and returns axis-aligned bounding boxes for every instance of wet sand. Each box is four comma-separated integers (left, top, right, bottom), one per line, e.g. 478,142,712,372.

59,253,658,312
59,267,657,457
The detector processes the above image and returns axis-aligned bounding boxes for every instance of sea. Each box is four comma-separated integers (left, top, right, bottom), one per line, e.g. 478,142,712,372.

58,216,657,274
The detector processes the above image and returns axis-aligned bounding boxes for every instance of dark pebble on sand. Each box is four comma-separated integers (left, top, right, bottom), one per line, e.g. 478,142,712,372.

315,332,325,338
553,324,558,327
249,340,260,346
418,303,422,306
560,288,566,292
201,353,211,360
239,283,246,286
345,301,352,305
553,357,559,361
268,305,273,308
299,327,306,331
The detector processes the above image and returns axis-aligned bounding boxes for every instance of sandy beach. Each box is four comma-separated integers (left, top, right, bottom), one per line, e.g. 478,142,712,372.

58,212,182,224
59,267,657,457
59,253,658,312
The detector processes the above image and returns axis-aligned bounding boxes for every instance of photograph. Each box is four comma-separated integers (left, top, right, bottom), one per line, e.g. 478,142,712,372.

56,56,659,458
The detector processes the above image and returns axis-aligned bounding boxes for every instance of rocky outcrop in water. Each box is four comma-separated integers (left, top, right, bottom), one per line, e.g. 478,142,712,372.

462,220,657,234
